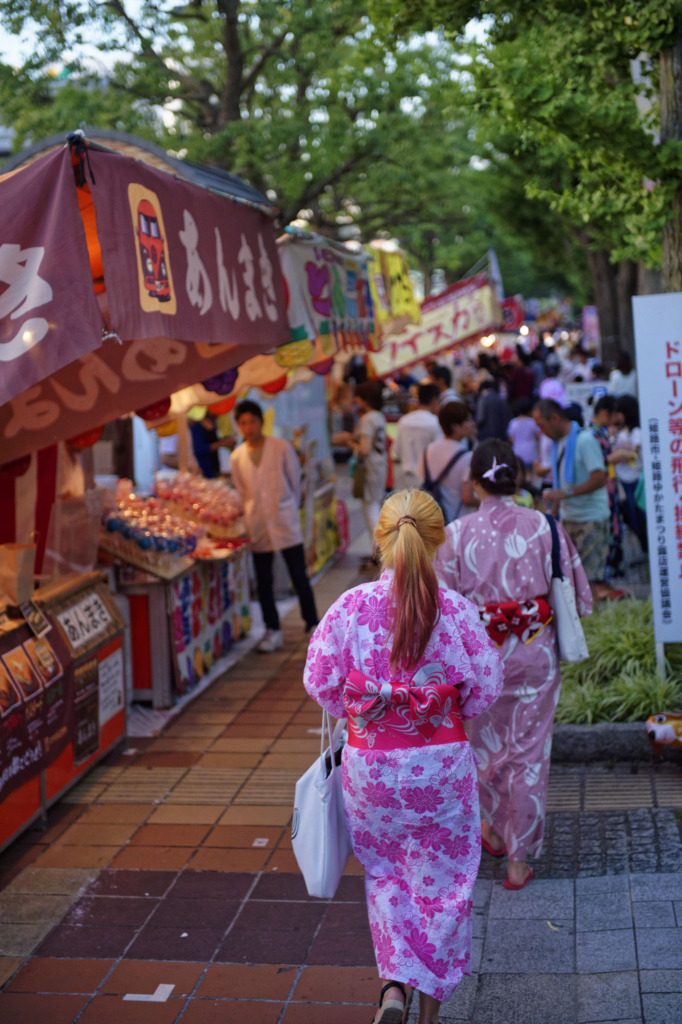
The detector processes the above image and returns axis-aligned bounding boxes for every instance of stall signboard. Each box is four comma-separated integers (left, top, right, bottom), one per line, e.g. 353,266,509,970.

366,247,420,340
88,150,287,351
0,333,262,465
0,148,103,407
169,551,250,694
278,238,375,368
633,293,682,642
369,273,501,377
0,623,71,801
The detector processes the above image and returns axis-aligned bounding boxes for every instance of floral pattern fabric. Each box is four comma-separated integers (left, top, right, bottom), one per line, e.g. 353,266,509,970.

434,495,592,861
304,570,503,1001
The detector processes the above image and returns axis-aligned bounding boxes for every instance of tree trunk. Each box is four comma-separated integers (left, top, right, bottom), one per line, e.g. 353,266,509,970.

637,261,662,295
615,259,637,363
217,0,243,126
585,249,619,365
660,33,682,291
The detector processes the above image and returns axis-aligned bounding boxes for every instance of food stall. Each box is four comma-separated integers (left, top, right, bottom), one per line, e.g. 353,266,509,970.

0,130,287,844
0,571,126,851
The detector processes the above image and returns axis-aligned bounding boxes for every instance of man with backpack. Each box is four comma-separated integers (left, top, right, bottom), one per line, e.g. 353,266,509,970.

392,383,443,490
417,401,477,523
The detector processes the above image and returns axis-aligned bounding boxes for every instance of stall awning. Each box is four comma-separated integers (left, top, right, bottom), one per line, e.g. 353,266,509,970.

0,138,289,463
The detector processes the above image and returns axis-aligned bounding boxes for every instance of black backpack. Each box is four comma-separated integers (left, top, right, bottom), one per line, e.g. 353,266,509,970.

421,447,467,523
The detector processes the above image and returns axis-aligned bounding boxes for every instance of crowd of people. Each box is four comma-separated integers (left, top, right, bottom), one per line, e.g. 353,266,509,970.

330,340,644,599
310,341,644,1023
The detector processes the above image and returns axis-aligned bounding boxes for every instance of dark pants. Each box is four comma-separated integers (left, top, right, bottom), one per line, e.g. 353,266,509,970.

622,479,648,553
252,543,319,631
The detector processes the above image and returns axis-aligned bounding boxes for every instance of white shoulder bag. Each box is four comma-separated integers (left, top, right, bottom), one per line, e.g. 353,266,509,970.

546,513,589,663
291,710,352,898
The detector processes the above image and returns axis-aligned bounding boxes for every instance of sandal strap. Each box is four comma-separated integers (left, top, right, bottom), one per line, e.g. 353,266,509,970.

379,981,407,1006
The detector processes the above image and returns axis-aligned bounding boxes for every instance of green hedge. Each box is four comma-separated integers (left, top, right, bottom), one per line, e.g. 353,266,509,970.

556,599,682,724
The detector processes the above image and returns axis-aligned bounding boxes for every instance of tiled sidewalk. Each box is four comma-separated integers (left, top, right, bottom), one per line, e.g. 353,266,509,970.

0,552,681,1023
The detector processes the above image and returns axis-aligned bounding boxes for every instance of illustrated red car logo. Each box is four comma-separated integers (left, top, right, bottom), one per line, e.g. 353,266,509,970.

136,199,171,302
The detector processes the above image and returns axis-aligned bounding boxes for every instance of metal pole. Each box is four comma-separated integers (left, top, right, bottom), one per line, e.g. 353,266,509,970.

656,642,666,681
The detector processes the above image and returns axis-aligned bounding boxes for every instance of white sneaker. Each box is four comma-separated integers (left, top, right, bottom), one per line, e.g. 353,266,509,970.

257,629,283,653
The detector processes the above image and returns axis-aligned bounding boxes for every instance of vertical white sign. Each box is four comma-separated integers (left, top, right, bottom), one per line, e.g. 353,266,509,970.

633,293,682,643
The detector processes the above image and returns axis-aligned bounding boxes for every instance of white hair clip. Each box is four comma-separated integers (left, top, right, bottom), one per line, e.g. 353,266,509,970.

482,457,509,482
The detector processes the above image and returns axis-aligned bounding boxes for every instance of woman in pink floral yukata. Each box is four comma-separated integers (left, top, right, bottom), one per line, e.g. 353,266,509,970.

434,439,591,891
304,489,503,1024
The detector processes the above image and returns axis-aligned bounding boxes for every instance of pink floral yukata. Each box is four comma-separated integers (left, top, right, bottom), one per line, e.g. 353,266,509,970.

434,496,592,861
303,569,503,1001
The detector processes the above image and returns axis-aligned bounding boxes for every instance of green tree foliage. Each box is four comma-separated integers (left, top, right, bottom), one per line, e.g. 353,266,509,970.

0,0,585,296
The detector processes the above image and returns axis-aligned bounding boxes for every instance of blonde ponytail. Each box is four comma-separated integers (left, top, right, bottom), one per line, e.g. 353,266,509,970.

375,489,446,674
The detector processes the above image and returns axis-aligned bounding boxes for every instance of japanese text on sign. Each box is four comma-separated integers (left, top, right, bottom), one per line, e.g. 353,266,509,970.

633,293,682,642
56,594,111,650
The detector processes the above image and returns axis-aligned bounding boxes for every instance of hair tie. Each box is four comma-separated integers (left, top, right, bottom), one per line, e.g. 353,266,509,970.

482,457,509,482
396,515,417,529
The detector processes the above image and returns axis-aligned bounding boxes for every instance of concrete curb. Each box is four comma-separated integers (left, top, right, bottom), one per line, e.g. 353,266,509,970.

551,721,682,764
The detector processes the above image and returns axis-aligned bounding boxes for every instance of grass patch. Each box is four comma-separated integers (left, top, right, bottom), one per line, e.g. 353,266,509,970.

556,599,682,724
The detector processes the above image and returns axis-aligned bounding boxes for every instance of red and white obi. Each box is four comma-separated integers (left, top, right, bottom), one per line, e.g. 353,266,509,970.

342,662,467,750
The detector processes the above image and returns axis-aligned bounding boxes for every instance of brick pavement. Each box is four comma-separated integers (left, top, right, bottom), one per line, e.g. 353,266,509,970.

0,552,681,1024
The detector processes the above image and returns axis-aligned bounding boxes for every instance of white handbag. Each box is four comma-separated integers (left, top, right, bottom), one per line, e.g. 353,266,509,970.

291,710,353,898
546,514,589,663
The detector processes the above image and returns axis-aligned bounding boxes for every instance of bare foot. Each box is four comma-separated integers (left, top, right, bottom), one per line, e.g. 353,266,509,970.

507,859,532,887
481,821,505,853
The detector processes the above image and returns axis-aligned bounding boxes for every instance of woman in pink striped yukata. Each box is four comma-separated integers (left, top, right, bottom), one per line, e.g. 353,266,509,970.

304,489,503,1024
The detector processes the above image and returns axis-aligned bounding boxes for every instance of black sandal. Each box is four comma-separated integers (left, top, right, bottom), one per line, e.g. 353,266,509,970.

373,981,407,1024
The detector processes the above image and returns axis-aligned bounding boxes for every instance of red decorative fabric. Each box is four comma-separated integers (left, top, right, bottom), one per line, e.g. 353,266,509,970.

343,663,468,749
478,598,552,648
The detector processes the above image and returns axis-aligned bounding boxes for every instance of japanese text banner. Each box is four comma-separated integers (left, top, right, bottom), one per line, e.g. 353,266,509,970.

368,273,500,377
88,150,287,349
0,148,104,407
0,333,259,464
633,294,682,643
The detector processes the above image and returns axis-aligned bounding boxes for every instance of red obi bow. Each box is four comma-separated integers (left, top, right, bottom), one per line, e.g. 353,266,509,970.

478,598,552,648
342,662,460,742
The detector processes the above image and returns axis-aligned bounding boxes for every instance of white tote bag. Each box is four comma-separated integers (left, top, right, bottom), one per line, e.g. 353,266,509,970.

291,710,353,898
546,514,589,663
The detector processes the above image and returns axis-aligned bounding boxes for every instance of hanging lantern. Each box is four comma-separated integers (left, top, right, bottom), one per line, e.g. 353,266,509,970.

209,397,237,415
0,454,31,478
202,367,239,396
260,374,288,395
136,397,171,422
67,425,104,449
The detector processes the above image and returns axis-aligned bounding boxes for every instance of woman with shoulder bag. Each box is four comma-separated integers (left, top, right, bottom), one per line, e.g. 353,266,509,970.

434,439,592,890
304,489,503,1024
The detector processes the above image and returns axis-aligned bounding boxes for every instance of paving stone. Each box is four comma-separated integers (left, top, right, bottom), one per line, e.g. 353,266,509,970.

0,921,54,956
439,973,478,1021
639,971,682,993
480,919,574,974
473,973,575,1024
642,993,682,1023
630,875,682,903
488,878,574,920
576,892,633,932
0,894,73,923
633,903,676,930
576,877,630,896
576,930,637,974
576,972,641,1022
635,928,682,970
4,867,99,896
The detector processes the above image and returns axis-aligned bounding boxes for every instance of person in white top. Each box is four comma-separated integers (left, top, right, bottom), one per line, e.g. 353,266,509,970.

608,352,638,398
230,400,318,652
392,383,443,490
417,401,477,523
607,395,646,552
